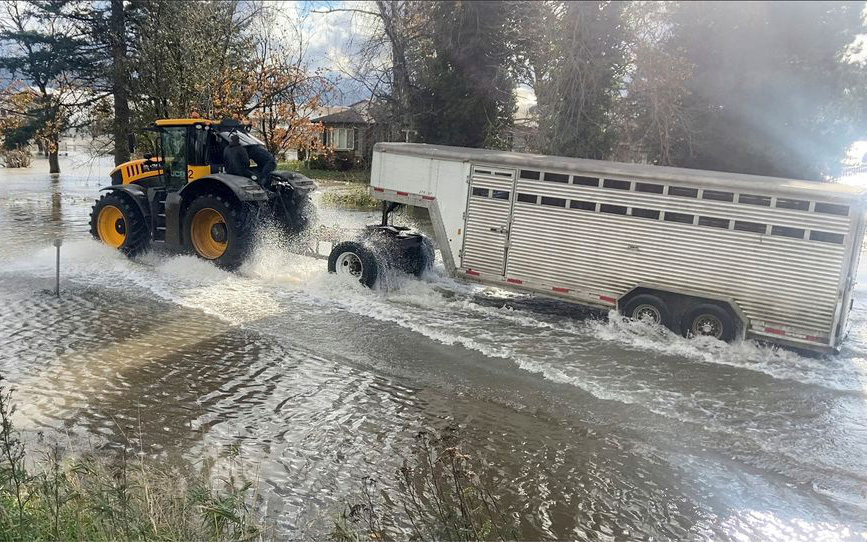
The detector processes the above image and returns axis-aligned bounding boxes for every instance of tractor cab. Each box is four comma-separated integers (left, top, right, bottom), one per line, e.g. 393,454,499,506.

110,118,266,189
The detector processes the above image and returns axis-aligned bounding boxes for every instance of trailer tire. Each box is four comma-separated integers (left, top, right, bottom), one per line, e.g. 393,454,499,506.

328,241,379,288
622,294,673,330
681,303,737,342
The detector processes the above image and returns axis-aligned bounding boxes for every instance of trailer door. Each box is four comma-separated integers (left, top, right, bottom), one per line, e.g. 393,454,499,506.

461,165,516,276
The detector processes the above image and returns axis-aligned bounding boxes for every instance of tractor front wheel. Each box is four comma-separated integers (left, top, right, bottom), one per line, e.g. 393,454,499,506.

89,192,149,256
184,194,252,270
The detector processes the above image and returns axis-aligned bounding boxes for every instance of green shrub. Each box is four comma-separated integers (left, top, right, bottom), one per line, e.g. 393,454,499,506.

319,185,380,209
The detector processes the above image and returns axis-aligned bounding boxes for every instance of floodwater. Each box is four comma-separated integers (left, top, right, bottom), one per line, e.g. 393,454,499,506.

2,155,867,540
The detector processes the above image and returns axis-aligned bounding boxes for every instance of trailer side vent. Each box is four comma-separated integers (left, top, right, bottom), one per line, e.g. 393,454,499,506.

494,171,512,178
475,169,491,175
573,176,600,187
738,194,772,207
570,200,596,211
771,225,805,239
631,208,660,220
776,198,810,211
472,187,490,198
698,216,730,229
517,193,538,204
600,204,628,215
603,179,631,190
814,202,849,216
734,221,767,233
669,186,699,198
664,212,695,224
541,196,567,208
520,170,541,180
544,172,570,183
491,190,510,201
810,231,845,244
636,182,664,194
702,190,734,202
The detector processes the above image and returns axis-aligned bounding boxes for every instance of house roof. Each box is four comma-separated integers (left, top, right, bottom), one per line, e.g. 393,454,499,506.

312,100,374,124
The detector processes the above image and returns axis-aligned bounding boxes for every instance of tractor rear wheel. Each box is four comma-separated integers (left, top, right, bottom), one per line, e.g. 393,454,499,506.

184,193,252,270
89,192,149,256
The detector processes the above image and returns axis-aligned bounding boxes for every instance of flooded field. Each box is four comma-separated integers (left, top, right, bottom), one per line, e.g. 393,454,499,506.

2,155,867,540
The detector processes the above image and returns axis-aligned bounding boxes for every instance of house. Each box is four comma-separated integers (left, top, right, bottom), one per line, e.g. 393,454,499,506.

312,100,380,168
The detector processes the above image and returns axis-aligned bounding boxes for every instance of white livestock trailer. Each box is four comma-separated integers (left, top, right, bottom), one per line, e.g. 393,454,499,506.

326,143,867,353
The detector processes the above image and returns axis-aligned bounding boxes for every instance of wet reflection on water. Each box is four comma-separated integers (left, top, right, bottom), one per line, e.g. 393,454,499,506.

2,156,867,540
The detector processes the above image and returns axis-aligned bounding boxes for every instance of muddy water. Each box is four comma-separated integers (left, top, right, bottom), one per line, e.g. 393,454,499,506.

2,155,867,540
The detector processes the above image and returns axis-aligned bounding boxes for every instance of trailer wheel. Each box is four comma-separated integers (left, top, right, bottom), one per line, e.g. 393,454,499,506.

413,236,436,277
622,294,673,330
328,241,379,288
682,303,737,342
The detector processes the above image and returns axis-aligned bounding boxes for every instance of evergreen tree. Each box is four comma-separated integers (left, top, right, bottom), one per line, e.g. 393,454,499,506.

533,1,626,159
414,1,517,149
0,0,99,172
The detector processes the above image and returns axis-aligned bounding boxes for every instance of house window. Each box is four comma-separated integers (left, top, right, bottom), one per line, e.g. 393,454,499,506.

328,127,355,150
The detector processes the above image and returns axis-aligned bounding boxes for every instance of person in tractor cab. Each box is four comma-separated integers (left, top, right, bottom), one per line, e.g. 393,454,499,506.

223,134,257,180
247,143,276,188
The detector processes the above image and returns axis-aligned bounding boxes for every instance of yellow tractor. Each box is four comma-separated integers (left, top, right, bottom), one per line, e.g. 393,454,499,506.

89,118,315,269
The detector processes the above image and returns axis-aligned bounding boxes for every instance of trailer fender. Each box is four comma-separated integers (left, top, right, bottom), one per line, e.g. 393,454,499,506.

178,174,270,204
100,185,150,221
620,283,749,337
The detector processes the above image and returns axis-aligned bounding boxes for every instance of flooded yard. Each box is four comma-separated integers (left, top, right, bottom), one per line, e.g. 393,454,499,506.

2,155,867,540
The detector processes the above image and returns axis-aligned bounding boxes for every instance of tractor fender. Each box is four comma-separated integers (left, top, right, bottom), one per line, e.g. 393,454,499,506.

178,173,270,204
100,184,150,220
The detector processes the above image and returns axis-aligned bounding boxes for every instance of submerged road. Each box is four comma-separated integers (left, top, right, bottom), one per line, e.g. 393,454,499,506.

2,155,867,540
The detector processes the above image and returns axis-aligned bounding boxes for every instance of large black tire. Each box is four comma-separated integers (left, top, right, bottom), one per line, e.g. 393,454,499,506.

622,294,673,330
291,194,317,233
183,193,252,270
89,192,150,256
413,236,436,277
327,241,379,287
681,303,738,342
274,188,317,236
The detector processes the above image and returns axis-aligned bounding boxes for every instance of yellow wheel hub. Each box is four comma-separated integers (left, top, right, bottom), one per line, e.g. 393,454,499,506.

190,208,228,260
97,205,127,248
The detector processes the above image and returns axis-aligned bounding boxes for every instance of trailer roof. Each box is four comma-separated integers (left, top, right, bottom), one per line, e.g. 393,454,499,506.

374,143,866,201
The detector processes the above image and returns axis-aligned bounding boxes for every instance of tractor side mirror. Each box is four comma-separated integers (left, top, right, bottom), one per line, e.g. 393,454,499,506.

127,133,136,154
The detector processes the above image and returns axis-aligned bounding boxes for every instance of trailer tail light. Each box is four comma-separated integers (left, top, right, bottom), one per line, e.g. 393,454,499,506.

599,295,617,304
396,191,409,196
465,269,480,276
422,195,435,201
764,327,786,335
805,335,826,343
506,278,523,285
373,187,384,192
552,287,570,293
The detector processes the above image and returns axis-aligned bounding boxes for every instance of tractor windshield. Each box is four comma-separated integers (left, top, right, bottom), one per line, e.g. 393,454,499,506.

215,129,266,147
